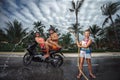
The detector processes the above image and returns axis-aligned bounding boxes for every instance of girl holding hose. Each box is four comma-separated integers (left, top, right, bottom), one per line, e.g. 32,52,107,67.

76,30,96,79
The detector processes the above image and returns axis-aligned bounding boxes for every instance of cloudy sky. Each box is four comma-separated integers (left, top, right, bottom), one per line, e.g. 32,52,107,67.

0,0,120,33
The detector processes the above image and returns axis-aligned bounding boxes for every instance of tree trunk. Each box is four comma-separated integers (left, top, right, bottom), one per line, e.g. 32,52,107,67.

75,11,79,41
94,37,98,49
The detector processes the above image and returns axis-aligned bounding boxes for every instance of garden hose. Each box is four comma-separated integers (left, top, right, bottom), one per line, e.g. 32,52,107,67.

77,47,89,80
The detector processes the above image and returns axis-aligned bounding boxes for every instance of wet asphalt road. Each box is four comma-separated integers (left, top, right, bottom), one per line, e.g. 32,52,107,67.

0,56,120,80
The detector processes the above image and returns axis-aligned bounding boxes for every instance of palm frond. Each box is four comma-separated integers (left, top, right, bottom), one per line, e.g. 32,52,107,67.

76,0,84,10
110,2,120,14
102,16,110,27
69,9,74,12
71,0,76,9
89,25,102,38
101,2,120,15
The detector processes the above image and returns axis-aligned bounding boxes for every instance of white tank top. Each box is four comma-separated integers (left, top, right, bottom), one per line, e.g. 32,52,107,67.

81,38,91,51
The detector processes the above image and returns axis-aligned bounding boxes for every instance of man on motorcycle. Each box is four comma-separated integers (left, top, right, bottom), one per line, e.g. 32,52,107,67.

35,32,50,58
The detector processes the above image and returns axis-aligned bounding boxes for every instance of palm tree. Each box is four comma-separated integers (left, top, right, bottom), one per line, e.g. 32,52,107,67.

114,14,120,26
101,2,120,48
68,23,82,40
69,0,84,40
22,21,46,47
59,33,73,49
0,28,6,43
89,24,102,49
5,19,27,44
33,21,45,38
114,14,120,47
101,2,120,26
103,26,117,49
89,24,102,39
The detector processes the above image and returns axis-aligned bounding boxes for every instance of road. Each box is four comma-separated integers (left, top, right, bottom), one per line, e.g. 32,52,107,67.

0,53,120,80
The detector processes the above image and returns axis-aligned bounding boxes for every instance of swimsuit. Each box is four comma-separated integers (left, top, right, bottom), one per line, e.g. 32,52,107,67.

36,38,45,49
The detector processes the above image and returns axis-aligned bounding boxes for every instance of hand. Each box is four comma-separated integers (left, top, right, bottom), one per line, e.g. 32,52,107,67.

48,37,51,40
78,44,82,48
79,45,82,48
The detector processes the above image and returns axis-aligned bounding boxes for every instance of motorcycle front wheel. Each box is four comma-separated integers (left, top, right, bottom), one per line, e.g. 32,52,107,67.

23,52,32,66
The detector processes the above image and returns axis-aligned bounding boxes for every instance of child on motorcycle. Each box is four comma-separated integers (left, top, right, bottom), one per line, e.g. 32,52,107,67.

46,27,61,50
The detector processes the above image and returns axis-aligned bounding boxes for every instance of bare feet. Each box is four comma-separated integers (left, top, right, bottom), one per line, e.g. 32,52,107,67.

44,54,49,58
58,46,61,48
77,73,82,79
89,73,96,79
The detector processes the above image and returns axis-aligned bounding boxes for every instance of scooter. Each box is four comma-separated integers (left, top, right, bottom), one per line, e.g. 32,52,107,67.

23,41,64,68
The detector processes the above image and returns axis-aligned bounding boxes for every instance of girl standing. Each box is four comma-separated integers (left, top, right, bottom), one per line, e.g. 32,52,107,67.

76,30,96,79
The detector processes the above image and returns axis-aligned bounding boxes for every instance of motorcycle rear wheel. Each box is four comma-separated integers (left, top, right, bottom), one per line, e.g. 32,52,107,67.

51,54,63,68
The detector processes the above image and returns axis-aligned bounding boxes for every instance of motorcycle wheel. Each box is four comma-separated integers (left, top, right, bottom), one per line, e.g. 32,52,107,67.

23,52,32,66
51,54,63,68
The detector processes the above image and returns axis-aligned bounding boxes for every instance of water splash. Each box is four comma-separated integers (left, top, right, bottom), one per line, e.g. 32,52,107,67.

1,25,45,74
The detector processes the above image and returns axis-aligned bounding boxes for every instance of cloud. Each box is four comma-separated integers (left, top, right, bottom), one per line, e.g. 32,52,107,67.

0,0,120,32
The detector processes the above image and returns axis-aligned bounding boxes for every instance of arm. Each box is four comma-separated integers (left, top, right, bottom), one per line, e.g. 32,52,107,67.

81,39,92,48
76,40,82,47
35,37,40,44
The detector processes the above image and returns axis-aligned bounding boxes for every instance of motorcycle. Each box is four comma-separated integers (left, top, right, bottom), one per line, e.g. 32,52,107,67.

23,41,64,68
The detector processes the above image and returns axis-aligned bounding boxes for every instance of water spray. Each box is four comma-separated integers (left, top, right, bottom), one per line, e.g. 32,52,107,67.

1,25,45,73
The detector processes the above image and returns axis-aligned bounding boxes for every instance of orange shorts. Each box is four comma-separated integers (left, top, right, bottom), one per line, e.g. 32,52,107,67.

41,45,59,53
51,45,59,50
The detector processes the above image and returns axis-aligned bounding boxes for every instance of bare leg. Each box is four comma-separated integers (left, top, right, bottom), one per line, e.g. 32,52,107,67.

86,58,96,78
77,57,84,78
46,42,54,49
50,41,61,48
43,42,50,58
47,39,61,48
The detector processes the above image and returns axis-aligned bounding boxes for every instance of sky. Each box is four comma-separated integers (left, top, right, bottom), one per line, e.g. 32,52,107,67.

0,0,120,33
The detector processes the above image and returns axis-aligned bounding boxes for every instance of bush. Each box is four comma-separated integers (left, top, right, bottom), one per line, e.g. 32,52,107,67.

0,43,25,52
0,43,120,52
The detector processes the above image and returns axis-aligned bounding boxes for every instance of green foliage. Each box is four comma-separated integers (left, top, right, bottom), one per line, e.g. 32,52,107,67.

4,19,27,44
59,32,73,49
0,29,6,42
101,1,120,49
89,24,103,49
0,43,24,52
